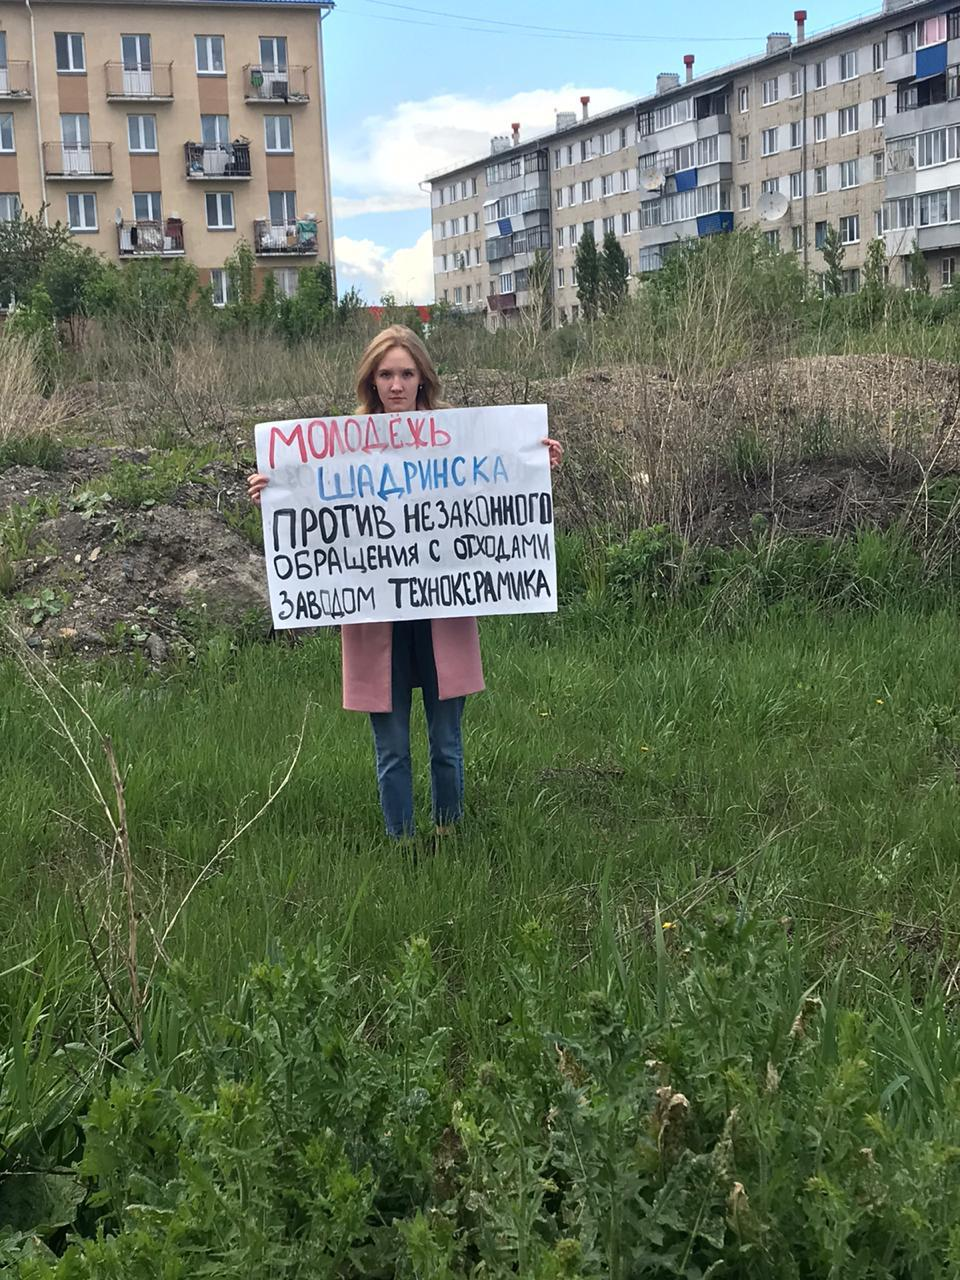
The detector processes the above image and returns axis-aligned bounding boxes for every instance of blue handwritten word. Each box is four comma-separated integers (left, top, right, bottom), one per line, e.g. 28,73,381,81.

317,455,509,503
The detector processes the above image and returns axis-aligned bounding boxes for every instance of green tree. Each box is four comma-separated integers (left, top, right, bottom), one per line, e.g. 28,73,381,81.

574,225,601,321
39,243,106,344
908,239,930,294
7,285,59,393
599,231,630,317
860,237,887,321
821,223,844,298
0,207,71,310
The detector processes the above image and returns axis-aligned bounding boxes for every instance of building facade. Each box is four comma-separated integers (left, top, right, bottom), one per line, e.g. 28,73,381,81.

0,0,334,303
428,0,960,324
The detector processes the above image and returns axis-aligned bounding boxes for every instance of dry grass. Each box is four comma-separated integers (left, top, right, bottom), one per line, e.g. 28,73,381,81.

0,333,75,443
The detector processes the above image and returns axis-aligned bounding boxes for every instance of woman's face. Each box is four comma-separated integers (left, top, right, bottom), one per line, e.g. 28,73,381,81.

374,344,421,413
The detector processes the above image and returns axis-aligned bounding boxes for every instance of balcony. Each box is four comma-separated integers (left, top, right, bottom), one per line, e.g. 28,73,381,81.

243,64,309,103
0,62,31,99
105,62,174,100
253,218,317,255
43,142,113,179
184,141,251,179
117,218,184,257
487,292,517,312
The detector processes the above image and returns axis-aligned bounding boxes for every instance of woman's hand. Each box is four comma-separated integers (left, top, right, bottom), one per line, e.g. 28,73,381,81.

543,438,564,470
247,472,269,505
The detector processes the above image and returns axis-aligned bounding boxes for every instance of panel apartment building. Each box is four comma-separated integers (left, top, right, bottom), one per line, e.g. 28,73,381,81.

429,0,960,326
0,0,334,304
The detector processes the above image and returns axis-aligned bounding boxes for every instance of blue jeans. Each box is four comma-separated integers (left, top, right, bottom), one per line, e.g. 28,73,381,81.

369,621,465,838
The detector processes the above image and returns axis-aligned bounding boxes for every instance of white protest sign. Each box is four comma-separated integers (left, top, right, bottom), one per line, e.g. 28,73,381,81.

254,404,557,629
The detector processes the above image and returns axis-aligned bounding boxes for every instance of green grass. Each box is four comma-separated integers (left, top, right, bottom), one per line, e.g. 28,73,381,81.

4,601,960,1273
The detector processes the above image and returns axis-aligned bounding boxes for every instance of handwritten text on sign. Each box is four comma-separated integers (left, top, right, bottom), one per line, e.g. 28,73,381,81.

254,404,557,628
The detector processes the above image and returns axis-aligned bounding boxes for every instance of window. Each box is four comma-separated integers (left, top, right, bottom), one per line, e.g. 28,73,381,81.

556,227,564,249
951,10,960,39
675,142,695,170
264,116,293,153
790,69,802,97
133,191,161,221
210,268,231,307
761,177,779,194
621,212,631,233
873,40,885,71
943,257,955,287
881,196,914,231
567,224,576,246
601,173,614,197
698,135,718,165
840,158,858,188
815,165,827,193
453,285,462,305
917,14,947,47
269,190,296,224
790,121,802,150
841,268,860,294
950,64,960,99
815,220,827,248
205,191,234,229
566,145,573,164
195,35,225,74
814,60,827,89
762,76,779,105
567,184,575,206
571,268,577,287
581,179,592,201
874,151,884,180
738,85,749,112
553,148,561,168
55,33,85,73
602,215,615,235
761,127,778,155
499,271,513,293
898,24,916,55
620,126,628,148
620,169,630,192
839,213,859,243
0,193,20,221
738,134,749,161
814,113,826,142
259,36,287,71
790,170,804,198
839,105,858,135
200,114,229,148
557,267,565,288
66,192,97,231
466,285,472,303
580,139,591,161
555,189,563,209
764,229,780,248
739,183,751,209
127,114,157,153
0,114,12,153
872,96,886,126
792,225,804,251
840,50,857,81
874,208,884,236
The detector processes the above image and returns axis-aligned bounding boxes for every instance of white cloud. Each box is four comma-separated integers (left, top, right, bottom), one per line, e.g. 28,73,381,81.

335,229,434,304
331,84,634,217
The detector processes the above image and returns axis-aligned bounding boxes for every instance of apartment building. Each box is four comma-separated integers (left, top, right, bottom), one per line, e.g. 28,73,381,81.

0,0,334,304
428,0,960,324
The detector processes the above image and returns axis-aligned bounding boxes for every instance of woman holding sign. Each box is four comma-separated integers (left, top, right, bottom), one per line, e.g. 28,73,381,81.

248,324,562,840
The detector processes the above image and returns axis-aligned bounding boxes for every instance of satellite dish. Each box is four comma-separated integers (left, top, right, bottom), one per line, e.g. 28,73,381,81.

643,169,665,192
756,191,789,222
114,206,124,226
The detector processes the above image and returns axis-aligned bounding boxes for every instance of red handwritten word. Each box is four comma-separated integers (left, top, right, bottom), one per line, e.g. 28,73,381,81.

268,416,452,470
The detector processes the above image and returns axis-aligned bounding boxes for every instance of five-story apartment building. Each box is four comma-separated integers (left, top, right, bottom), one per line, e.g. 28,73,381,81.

429,0,960,324
0,0,334,303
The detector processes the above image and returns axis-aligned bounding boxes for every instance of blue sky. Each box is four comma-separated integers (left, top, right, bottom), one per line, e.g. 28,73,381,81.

324,0,875,301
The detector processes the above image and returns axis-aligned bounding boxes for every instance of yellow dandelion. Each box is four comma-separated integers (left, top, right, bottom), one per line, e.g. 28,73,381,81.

875,699,885,705
662,921,676,931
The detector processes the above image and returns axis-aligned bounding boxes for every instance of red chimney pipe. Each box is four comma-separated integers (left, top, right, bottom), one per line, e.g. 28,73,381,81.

510,121,520,145
683,53,695,82
580,94,590,120
794,9,807,41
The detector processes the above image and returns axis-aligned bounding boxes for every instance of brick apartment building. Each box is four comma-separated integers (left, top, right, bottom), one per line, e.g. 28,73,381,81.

429,0,960,325
0,0,334,304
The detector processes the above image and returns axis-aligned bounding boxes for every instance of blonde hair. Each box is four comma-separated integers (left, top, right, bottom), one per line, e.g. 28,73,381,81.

355,324,447,414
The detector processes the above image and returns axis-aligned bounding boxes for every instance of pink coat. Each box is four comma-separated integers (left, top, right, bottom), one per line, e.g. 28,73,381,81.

341,618,484,712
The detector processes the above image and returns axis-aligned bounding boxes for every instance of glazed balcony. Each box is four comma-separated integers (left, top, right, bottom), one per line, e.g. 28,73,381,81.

242,64,309,103
104,61,174,100
184,141,251,179
43,142,113,179
487,292,517,312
